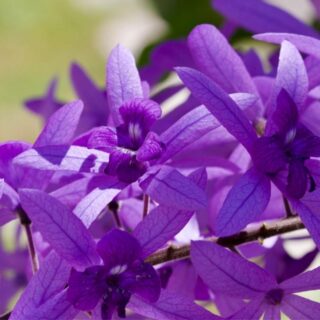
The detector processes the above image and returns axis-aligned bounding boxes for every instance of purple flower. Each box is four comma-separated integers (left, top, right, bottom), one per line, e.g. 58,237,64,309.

191,241,320,319
89,98,163,183
66,229,160,319
177,36,320,240
212,0,319,38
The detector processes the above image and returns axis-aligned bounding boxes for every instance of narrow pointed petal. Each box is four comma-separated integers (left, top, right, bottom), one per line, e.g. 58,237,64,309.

128,292,221,320
107,44,143,125
134,168,207,257
254,33,320,59
67,266,107,310
228,297,266,320
272,41,308,112
282,294,320,320
19,189,100,268
287,160,308,199
13,145,109,173
263,305,281,320
176,67,257,153
188,24,259,96
74,176,125,228
191,241,277,298
10,251,72,319
216,167,271,236
50,176,93,209
291,200,320,249
139,166,207,210
34,100,84,147
159,106,220,163
213,0,319,37
70,62,107,115
280,266,320,294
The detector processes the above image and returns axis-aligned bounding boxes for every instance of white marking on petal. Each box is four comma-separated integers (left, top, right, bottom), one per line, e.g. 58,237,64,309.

110,264,127,275
128,122,142,143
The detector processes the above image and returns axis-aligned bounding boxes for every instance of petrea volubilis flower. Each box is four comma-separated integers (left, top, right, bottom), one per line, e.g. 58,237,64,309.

67,229,160,319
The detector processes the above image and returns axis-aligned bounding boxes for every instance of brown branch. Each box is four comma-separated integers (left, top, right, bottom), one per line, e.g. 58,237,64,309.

143,194,149,218
146,216,305,265
17,207,38,273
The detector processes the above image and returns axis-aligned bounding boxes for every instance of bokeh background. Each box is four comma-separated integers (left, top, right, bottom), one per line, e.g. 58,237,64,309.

0,0,315,141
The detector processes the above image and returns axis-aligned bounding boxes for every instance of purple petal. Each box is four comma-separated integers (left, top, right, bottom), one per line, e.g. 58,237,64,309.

159,105,220,163
11,251,72,319
287,160,308,199
282,294,320,319
70,62,107,116
305,56,320,90
254,33,320,59
263,305,281,320
67,266,108,310
188,24,260,95
228,297,266,320
191,241,277,298
96,229,141,270
269,89,298,136
291,200,320,249
216,167,271,236
12,290,78,320
19,189,100,268
50,176,93,209
0,179,3,199
34,100,84,147
213,0,319,37
136,132,163,162
13,145,109,173
280,266,320,294
139,166,207,210
74,176,125,228
107,44,143,125
119,98,161,130
134,168,207,257
252,136,287,174
240,49,264,77
140,39,194,86
130,262,161,303
272,40,308,113
24,77,65,120
128,291,221,320
87,126,118,151
176,67,257,153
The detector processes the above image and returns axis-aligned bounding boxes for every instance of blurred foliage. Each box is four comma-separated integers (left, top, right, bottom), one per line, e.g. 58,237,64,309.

138,0,222,65
0,0,107,140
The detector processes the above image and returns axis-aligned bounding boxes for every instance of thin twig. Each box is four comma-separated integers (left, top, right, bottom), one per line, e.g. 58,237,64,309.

17,207,38,273
283,196,294,218
108,201,122,229
146,216,304,265
143,194,149,218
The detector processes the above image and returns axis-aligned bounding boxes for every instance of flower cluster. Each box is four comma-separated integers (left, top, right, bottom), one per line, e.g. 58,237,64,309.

2,1,320,319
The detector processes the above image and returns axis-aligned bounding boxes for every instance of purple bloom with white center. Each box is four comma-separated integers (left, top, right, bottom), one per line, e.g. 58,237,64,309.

66,229,160,319
89,98,163,183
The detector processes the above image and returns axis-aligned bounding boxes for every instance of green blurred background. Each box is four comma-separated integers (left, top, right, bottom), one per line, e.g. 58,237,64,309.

0,0,222,142
0,0,314,142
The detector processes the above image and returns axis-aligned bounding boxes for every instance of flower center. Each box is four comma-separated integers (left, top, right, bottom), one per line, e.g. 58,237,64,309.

265,288,284,305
